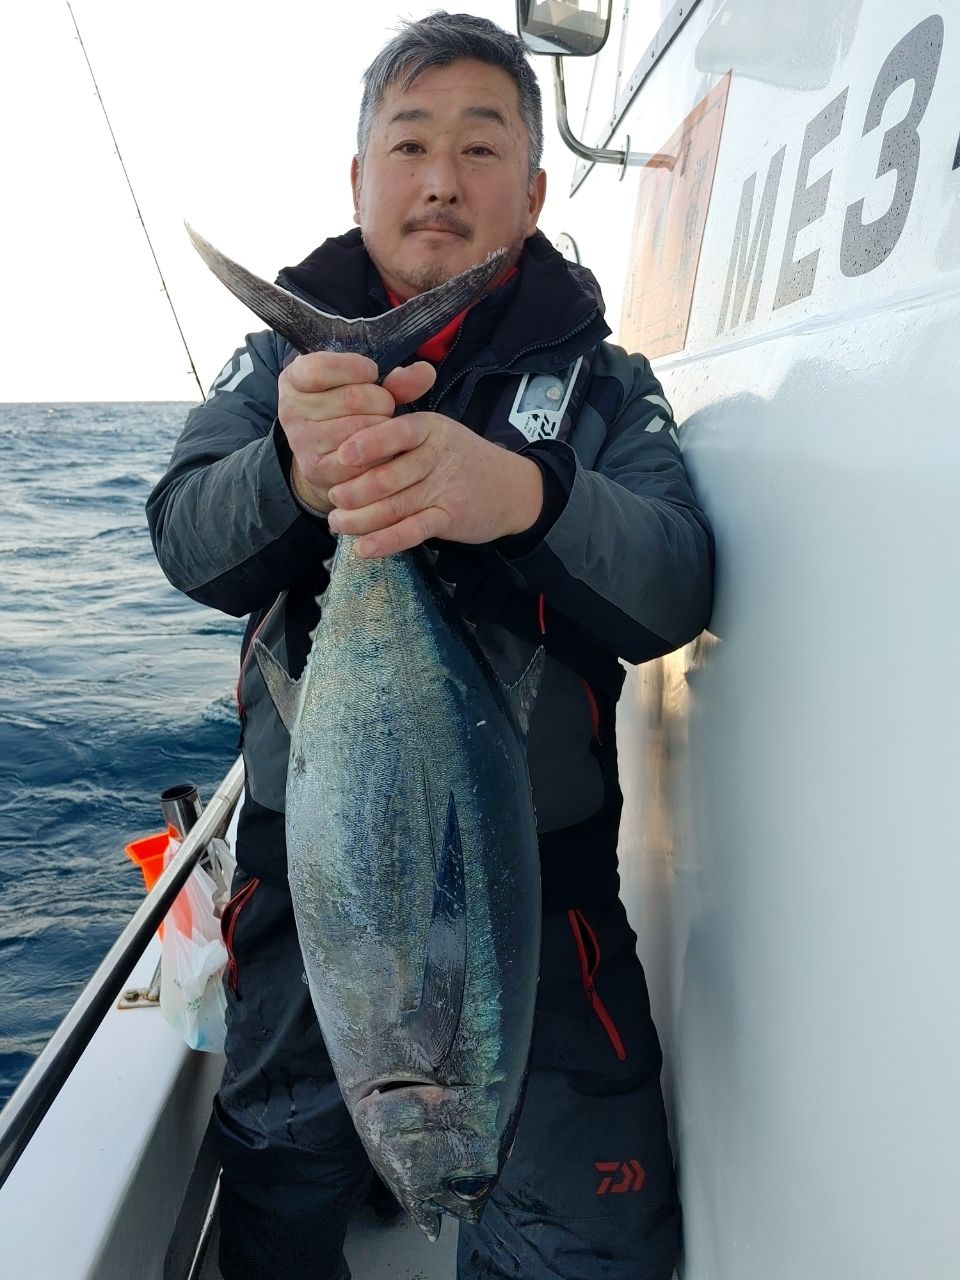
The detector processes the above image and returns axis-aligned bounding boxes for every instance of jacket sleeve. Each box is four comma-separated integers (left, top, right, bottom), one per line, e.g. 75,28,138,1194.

146,331,336,618
497,346,714,665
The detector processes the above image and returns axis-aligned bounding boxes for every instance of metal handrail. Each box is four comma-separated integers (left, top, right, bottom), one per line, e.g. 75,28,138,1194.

0,755,246,1190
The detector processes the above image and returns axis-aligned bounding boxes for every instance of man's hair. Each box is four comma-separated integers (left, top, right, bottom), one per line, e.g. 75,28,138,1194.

357,11,543,184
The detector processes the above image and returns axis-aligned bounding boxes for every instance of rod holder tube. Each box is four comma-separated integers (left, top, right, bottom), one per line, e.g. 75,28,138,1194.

161,783,203,841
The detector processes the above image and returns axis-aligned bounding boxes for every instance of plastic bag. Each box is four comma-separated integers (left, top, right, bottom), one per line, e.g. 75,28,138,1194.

159,836,237,1053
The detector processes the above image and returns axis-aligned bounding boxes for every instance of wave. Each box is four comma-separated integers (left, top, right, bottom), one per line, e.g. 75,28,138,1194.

0,402,240,1105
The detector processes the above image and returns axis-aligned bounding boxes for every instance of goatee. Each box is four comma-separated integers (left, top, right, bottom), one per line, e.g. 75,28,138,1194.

383,232,527,298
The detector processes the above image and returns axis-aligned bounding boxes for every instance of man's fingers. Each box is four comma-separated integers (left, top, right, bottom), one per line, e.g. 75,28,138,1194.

291,414,386,460
336,415,430,468
382,361,436,406
294,423,398,515
284,351,379,392
327,446,434,511
283,379,397,423
293,415,387,484
354,510,446,560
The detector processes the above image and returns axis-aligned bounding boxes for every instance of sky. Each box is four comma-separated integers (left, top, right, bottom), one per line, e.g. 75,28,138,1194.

1,0,595,402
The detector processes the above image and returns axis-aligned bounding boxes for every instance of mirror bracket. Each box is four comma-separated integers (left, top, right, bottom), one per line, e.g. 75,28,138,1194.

551,57,673,178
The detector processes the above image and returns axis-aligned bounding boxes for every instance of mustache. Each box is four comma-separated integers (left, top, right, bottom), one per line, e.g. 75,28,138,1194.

402,211,473,239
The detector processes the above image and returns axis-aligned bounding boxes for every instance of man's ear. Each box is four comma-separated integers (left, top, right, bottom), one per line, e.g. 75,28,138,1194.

525,169,547,235
350,156,362,226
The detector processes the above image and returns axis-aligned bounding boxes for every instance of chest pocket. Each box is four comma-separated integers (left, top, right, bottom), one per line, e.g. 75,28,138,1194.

507,357,584,444
455,353,594,454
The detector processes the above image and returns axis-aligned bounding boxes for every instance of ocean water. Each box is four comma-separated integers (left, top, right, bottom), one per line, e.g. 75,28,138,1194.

0,402,244,1108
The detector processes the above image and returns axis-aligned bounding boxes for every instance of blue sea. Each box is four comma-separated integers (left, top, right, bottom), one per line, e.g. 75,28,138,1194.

0,403,244,1108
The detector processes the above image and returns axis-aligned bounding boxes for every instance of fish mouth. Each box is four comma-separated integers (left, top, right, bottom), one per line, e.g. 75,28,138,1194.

353,1081,501,1235
406,1199,443,1242
355,1073,438,1101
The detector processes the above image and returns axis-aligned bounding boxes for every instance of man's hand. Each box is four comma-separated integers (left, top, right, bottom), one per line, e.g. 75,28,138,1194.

279,353,436,515
326,412,545,558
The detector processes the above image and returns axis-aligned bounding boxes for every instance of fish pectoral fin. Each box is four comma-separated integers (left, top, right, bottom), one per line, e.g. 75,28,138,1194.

502,646,545,738
404,792,466,1072
253,639,302,734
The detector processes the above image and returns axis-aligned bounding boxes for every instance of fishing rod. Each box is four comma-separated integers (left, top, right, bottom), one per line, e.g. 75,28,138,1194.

65,1,205,400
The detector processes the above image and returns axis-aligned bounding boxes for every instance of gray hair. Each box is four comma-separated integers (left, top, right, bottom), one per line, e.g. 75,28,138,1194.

357,11,543,184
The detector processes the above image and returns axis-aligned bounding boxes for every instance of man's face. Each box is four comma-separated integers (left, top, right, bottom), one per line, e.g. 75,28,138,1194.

351,58,547,301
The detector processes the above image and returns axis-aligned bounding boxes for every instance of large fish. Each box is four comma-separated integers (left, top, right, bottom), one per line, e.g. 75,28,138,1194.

188,228,542,1239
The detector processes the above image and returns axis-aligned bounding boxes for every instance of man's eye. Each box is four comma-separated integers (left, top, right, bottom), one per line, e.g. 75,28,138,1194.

396,142,424,156
466,146,494,157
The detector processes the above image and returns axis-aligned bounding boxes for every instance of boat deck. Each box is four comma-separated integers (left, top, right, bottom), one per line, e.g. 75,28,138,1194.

199,1202,459,1279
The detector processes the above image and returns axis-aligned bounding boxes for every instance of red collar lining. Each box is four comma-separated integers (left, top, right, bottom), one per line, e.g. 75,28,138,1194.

384,266,518,364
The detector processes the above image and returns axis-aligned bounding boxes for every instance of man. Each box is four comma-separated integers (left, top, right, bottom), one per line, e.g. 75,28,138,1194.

148,12,713,1279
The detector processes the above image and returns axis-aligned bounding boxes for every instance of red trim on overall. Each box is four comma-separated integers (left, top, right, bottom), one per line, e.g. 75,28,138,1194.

222,877,261,994
236,594,284,718
579,678,601,744
537,592,547,637
567,908,627,1061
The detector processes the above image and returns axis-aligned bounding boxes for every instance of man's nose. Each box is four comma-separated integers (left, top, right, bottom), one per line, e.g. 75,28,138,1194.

421,152,461,203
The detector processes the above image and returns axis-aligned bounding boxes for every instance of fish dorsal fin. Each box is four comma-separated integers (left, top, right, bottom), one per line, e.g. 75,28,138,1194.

502,646,545,738
253,639,302,734
187,224,508,371
404,792,466,1072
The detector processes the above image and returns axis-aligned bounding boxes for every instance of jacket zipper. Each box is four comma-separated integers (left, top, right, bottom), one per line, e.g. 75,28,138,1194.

427,311,599,414
424,322,467,411
567,907,627,1061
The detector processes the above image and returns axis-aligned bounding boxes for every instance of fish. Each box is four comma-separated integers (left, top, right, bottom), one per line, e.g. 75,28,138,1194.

187,228,542,1239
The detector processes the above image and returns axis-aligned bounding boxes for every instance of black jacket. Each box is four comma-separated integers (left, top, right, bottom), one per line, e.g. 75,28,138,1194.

147,230,714,908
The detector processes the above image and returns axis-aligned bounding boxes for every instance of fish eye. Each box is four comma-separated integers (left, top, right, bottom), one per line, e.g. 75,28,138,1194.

446,1175,495,1202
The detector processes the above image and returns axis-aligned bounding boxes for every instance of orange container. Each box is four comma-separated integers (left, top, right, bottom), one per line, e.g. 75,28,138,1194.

125,828,175,890
125,825,179,937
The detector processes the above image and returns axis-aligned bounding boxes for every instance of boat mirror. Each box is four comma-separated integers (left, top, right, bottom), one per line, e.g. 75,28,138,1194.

516,0,612,57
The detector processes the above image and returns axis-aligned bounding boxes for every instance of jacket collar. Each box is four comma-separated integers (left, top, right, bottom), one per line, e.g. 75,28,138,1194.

277,228,610,369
